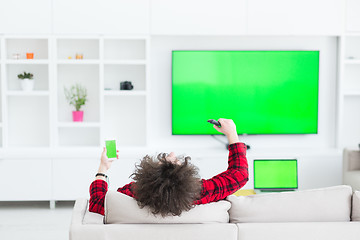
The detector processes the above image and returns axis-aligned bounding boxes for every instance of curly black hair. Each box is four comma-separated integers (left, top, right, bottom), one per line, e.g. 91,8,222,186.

131,153,202,217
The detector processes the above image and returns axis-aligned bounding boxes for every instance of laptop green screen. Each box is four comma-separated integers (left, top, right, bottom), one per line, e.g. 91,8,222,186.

254,159,298,189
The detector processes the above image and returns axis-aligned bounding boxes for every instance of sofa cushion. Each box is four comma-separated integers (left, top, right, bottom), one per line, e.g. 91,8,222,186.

104,190,231,224
235,222,360,240
352,191,360,221
72,223,238,240
227,185,352,223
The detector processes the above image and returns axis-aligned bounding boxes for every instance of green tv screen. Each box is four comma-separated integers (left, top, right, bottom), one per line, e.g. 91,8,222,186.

172,50,319,135
254,159,298,190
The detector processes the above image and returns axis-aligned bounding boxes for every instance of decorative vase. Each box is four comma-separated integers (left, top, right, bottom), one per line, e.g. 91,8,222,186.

72,111,84,122
20,78,34,91
26,53,34,59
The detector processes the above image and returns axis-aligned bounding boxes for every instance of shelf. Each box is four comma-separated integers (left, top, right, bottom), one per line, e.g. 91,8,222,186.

7,97,49,147
57,39,99,60
58,122,101,128
104,64,146,91
57,64,100,123
341,97,360,148
345,33,360,37
103,60,146,65
104,39,146,60
57,59,100,64
6,91,49,96
6,59,49,64
7,64,49,91
58,127,100,147
343,91,360,96
341,35,360,148
344,59,360,64
6,38,49,60
103,90,146,96
103,96,146,146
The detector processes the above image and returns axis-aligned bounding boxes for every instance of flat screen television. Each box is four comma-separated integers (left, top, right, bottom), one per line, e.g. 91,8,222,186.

172,50,319,135
253,159,298,190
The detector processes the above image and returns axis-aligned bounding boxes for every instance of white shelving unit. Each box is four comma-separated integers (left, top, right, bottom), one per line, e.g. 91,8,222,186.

52,36,149,148
54,37,101,147
0,35,149,202
0,35,150,149
0,38,3,148
6,59,49,64
101,37,148,147
6,90,49,96
103,90,146,96
337,33,360,149
0,37,51,149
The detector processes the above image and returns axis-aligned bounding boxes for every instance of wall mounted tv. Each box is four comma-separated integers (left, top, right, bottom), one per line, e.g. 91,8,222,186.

172,50,319,135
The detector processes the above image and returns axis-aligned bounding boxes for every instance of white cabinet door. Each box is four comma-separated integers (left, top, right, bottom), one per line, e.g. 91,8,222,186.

247,0,344,35
52,158,137,200
0,159,52,200
0,0,51,34
52,158,99,200
346,0,360,32
151,0,247,35
53,0,150,34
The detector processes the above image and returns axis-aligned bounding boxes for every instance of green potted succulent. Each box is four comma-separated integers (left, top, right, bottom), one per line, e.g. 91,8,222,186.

64,84,88,122
17,72,34,91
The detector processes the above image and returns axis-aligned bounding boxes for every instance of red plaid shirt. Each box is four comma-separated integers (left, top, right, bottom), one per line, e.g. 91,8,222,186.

89,142,248,215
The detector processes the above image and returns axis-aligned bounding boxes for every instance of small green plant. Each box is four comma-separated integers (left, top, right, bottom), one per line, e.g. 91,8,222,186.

17,72,33,79
64,84,88,111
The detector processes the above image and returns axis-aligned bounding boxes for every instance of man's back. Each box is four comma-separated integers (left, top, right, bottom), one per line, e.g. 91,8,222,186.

89,119,248,216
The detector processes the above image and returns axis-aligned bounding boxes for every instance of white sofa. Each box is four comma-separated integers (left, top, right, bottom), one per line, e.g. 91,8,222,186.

70,185,360,240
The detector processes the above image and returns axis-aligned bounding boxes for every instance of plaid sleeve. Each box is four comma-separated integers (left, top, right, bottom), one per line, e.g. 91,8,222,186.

89,180,135,216
195,142,248,204
89,179,108,215
117,182,135,197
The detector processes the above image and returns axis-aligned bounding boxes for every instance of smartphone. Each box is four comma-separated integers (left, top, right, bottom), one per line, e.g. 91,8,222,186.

105,140,117,159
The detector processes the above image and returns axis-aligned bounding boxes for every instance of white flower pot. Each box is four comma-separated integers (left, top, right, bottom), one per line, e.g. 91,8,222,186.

20,78,34,91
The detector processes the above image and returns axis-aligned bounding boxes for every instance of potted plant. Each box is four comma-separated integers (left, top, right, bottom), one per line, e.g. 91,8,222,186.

64,84,88,122
17,71,34,91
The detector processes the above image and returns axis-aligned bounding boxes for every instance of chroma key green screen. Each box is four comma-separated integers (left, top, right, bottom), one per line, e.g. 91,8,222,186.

172,51,319,135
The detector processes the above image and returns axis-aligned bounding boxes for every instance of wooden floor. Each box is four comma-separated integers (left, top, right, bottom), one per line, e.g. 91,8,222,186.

0,201,74,240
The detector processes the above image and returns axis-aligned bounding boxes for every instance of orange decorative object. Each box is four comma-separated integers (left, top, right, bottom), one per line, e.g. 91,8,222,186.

26,53,34,59
75,53,83,60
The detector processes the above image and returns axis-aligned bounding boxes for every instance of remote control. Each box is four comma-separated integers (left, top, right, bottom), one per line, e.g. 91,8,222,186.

207,119,221,127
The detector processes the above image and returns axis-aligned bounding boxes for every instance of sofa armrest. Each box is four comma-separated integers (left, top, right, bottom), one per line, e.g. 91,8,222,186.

70,198,106,240
70,198,88,228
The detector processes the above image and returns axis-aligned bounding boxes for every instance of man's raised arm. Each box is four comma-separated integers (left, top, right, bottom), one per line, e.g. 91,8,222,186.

89,147,118,215
196,119,248,203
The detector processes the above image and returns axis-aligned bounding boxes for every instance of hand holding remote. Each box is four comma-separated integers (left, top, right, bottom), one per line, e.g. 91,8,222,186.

212,119,239,144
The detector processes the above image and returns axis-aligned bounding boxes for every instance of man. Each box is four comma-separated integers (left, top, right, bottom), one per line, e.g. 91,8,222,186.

89,118,248,216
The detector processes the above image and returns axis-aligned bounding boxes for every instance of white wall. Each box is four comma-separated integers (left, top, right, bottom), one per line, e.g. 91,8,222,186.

149,36,338,150
146,36,341,190
0,0,344,35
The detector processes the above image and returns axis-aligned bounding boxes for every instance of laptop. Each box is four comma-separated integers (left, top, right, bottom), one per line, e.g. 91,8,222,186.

253,159,298,192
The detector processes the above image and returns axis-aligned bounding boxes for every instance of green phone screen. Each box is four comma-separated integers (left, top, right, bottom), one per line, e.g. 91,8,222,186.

105,140,117,159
